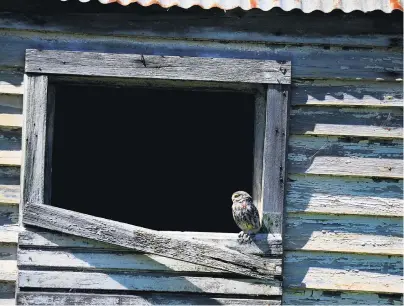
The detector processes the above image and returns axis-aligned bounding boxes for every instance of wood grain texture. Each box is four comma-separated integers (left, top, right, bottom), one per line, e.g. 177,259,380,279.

286,175,403,217
261,84,290,234
17,292,281,305
289,156,402,179
0,71,23,95
21,75,49,209
288,135,403,177
23,203,281,278
18,270,282,295
0,224,19,243
0,244,17,281
25,49,291,84
292,81,403,107
284,289,403,305
0,31,402,81
253,87,265,213
289,136,403,161
17,248,281,274
285,214,403,255
0,11,402,48
19,228,283,256
284,252,403,293
0,204,19,244
0,94,23,111
0,183,20,205
0,282,15,306
290,107,403,139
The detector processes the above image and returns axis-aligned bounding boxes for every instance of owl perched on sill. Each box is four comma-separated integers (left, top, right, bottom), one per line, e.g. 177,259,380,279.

231,191,261,243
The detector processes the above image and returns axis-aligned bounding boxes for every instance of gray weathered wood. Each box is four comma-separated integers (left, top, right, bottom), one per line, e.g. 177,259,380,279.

18,248,281,274
284,289,403,305
0,131,21,152
288,135,403,177
19,228,283,256
286,175,403,217
290,107,403,139
289,135,403,161
0,224,19,243
21,75,49,214
43,85,55,205
261,84,290,234
23,203,280,278
0,12,402,48
292,81,403,107
0,31,401,81
285,214,403,255
0,94,23,111
284,251,403,293
0,244,17,281
17,292,281,305
0,282,15,306
253,87,266,213
290,156,402,179
25,49,291,84
18,270,282,295
0,183,19,205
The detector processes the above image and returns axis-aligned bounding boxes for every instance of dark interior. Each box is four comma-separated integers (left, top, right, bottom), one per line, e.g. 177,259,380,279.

51,84,254,232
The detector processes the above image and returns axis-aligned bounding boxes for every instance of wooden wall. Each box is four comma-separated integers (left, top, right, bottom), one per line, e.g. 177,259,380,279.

0,3,402,304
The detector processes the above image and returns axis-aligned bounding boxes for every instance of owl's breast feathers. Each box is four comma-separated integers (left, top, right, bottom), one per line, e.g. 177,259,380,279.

232,201,261,234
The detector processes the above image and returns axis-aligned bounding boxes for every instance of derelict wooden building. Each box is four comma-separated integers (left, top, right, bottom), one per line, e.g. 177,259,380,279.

0,0,402,304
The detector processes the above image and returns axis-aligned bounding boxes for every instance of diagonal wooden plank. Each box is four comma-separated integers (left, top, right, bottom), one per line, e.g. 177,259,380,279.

23,203,281,279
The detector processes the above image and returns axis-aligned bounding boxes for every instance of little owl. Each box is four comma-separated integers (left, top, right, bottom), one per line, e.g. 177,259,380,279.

231,191,261,242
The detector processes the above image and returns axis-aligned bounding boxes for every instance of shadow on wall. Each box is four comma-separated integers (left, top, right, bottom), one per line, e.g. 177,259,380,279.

19,227,276,305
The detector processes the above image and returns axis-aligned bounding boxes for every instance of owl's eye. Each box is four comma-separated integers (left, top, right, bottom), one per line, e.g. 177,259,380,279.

234,194,240,198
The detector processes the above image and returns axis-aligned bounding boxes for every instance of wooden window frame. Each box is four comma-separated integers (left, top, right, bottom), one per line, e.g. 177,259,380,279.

20,49,291,280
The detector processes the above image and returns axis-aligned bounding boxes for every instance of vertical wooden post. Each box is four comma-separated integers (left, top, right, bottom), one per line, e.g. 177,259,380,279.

253,86,266,217
261,84,290,234
20,75,53,225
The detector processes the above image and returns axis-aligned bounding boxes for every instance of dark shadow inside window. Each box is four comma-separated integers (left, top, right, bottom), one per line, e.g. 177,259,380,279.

51,84,255,232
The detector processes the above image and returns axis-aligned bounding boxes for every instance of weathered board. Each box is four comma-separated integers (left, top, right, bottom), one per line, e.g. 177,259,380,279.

23,203,280,278
17,292,281,305
19,227,283,256
290,107,403,139
292,81,403,107
286,175,403,217
18,247,281,274
0,32,402,81
261,84,289,234
18,270,282,295
284,251,403,293
25,49,291,84
285,214,403,255
284,289,403,305
0,11,402,48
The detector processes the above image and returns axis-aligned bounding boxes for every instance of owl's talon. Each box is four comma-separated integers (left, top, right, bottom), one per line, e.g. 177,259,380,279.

238,231,244,238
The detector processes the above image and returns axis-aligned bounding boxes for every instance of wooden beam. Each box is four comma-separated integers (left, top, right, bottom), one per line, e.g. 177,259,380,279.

17,292,281,305
22,203,281,279
261,84,290,234
19,228,283,256
20,75,50,226
18,270,282,295
25,49,291,84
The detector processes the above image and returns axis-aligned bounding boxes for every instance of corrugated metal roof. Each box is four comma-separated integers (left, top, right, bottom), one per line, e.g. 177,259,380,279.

71,0,403,11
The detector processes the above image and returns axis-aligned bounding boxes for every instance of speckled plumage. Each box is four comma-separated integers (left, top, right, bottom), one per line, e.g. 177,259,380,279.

231,191,261,236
